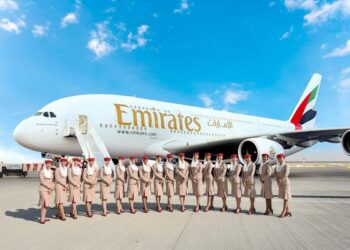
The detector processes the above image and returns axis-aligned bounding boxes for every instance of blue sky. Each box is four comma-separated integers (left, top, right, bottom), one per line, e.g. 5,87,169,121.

1,0,350,162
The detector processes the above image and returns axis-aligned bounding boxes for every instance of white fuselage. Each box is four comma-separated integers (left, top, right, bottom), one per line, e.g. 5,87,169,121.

13,94,300,158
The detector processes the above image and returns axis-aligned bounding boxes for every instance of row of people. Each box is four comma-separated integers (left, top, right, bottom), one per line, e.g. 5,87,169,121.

38,152,291,224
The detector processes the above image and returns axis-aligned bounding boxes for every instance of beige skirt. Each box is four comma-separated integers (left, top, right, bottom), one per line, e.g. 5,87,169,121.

216,180,227,198
68,184,80,203
176,180,187,196
261,179,273,199
154,180,164,196
114,184,125,199
192,179,203,196
278,184,292,200
166,180,175,197
100,183,111,200
83,184,96,203
230,182,242,198
244,183,256,198
140,182,151,197
205,176,215,196
55,186,67,205
38,191,51,208
128,184,139,199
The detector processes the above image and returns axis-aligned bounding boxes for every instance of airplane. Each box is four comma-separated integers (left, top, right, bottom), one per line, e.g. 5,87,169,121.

13,73,350,168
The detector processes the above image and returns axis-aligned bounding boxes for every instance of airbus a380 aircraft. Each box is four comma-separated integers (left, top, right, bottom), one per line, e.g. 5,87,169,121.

13,74,350,166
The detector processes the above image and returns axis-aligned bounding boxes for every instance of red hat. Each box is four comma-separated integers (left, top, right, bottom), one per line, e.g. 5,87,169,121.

130,156,137,160
118,156,125,160
142,155,149,160
244,154,251,158
167,154,173,158
156,155,163,158
60,157,68,162
87,157,95,161
217,153,224,157
277,153,285,158
178,152,185,157
193,152,199,156
54,156,61,160
45,159,53,164
205,152,211,156
73,157,81,162
104,157,111,161
262,153,269,157
231,154,238,158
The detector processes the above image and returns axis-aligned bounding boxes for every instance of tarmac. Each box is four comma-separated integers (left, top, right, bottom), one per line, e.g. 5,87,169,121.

1,164,350,250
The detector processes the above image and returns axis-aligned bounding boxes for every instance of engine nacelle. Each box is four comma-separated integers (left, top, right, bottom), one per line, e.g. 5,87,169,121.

238,138,284,164
341,130,350,156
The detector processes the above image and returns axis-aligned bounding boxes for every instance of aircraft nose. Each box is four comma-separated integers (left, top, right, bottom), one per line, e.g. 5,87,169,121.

13,120,28,147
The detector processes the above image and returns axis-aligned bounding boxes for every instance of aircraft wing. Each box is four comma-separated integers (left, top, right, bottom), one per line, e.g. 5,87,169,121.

162,127,350,157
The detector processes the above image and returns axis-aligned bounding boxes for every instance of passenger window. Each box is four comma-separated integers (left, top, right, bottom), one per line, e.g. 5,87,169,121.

43,112,49,117
49,112,56,118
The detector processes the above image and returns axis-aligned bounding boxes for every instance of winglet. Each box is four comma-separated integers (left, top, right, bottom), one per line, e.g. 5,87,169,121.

289,74,322,130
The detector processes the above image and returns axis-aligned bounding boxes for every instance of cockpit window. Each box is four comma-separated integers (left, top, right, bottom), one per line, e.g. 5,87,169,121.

43,112,49,117
49,112,56,118
33,111,57,118
33,112,43,116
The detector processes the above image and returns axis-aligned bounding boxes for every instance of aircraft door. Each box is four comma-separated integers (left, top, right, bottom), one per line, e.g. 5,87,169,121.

79,115,88,134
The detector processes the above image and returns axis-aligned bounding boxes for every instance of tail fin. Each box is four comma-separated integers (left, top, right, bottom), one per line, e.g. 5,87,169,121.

289,73,322,130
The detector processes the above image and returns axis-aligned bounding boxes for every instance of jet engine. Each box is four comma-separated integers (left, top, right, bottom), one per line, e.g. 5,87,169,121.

341,130,350,156
238,138,284,164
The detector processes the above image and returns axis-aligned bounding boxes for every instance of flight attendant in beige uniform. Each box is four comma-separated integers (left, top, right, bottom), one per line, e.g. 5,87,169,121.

242,154,256,215
55,157,68,221
227,154,242,213
164,154,175,212
203,153,215,212
139,155,152,213
275,153,292,218
214,153,228,212
38,159,55,224
100,157,113,216
83,157,98,217
115,156,127,214
152,155,165,212
175,152,189,212
260,153,273,215
128,156,139,214
190,152,203,212
68,157,82,219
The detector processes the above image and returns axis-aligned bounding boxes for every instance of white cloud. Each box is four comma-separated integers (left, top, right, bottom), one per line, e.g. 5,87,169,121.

121,24,149,52
104,6,116,13
341,66,350,76
279,25,294,40
152,13,159,18
87,22,115,58
284,0,317,10
198,94,213,108
61,12,77,28
0,0,18,10
0,17,25,34
174,0,190,14
269,2,276,7
324,39,350,58
223,89,250,108
32,23,49,37
320,43,327,50
340,78,350,89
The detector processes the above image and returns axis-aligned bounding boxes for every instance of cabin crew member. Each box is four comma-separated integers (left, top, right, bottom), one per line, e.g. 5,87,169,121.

260,153,273,215
152,155,165,212
175,152,189,212
214,153,228,212
242,154,256,215
139,155,152,213
115,156,127,214
190,152,203,212
100,157,113,216
275,153,292,218
128,156,140,214
55,157,69,221
68,157,82,219
83,157,98,217
227,154,242,213
38,159,55,224
203,153,215,212
164,154,175,212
